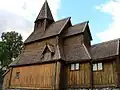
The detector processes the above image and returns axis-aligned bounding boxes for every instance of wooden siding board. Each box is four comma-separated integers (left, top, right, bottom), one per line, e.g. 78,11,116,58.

66,62,91,88
93,61,116,87
2,69,12,90
10,63,54,89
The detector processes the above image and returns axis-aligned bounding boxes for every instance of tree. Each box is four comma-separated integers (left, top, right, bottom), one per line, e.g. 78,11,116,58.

0,41,10,68
0,31,23,68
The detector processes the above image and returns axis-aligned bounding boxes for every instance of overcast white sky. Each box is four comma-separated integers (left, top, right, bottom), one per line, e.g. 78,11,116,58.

0,0,61,41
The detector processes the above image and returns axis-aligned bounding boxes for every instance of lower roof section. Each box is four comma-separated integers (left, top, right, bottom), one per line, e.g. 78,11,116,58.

91,38,119,60
10,38,119,67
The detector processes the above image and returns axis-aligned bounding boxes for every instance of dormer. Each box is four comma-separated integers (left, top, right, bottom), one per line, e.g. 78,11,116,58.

41,43,55,61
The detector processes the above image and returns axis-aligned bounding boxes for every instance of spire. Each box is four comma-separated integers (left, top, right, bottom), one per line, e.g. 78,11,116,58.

35,0,54,22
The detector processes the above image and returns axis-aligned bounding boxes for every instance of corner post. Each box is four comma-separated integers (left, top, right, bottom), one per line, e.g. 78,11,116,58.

115,56,120,87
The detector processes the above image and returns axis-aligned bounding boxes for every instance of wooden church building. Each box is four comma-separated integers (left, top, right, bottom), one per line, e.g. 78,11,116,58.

3,1,120,90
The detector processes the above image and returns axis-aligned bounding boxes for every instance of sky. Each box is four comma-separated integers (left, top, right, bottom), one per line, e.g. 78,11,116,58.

0,0,120,44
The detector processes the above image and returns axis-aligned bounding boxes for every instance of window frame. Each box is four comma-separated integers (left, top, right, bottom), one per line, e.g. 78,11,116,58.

70,64,75,70
15,72,20,79
75,63,80,70
97,62,103,70
92,62,103,72
93,63,97,71
70,63,80,71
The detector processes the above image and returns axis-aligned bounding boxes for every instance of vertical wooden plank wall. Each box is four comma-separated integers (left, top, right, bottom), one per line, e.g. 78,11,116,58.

66,62,91,88
2,69,12,90
93,61,116,87
10,63,54,89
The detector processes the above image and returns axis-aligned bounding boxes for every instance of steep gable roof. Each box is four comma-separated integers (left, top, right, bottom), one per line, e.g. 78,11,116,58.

35,0,54,22
63,21,88,37
25,17,70,44
10,44,61,67
9,1,120,67
91,39,119,60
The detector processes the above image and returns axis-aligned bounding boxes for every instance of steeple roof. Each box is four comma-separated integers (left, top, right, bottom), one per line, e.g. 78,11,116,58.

35,0,54,22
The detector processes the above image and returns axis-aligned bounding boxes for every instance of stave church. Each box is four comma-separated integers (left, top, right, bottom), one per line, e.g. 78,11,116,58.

3,0,120,90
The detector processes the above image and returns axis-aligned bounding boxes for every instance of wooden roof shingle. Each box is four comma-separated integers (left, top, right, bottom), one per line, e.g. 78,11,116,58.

63,21,88,37
35,0,54,22
9,0,120,67
25,17,70,44
91,39,119,60
64,44,91,62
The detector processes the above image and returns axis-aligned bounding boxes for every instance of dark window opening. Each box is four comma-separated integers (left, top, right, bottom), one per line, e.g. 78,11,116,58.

15,72,20,79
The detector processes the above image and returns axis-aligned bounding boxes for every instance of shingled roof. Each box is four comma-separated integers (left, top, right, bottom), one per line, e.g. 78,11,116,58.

9,1,120,67
10,45,61,66
64,44,91,62
10,19,92,66
35,0,54,22
25,17,70,44
91,39,119,60
63,21,88,37
10,38,120,66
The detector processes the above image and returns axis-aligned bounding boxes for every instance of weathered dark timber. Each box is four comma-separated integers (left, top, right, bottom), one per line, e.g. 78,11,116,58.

2,0,120,90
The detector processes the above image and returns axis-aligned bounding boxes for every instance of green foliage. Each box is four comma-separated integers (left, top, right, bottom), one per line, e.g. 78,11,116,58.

0,41,10,68
0,31,23,68
0,31,23,88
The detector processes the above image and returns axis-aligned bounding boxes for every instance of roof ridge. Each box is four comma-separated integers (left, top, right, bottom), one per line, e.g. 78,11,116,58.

58,17,71,34
47,17,70,26
92,38,120,47
55,17,71,22
82,21,88,32
72,20,89,27
46,17,71,31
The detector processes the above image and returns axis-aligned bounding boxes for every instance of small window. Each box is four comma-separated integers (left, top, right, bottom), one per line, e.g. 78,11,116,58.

71,64,75,70
98,63,103,70
15,72,20,79
75,63,80,70
93,64,97,71
93,63,103,71
70,63,80,71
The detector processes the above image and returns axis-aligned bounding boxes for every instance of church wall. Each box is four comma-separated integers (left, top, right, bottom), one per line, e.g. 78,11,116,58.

24,37,57,52
2,69,12,90
7,37,63,89
93,60,116,88
83,26,91,48
65,62,91,88
23,37,61,61
63,35,84,46
62,35,91,88
10,63,55,89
